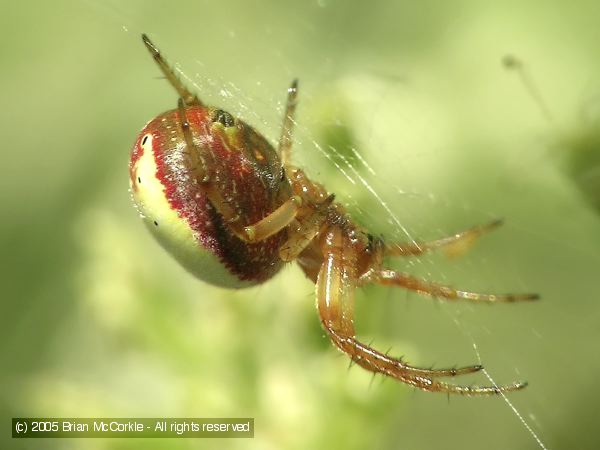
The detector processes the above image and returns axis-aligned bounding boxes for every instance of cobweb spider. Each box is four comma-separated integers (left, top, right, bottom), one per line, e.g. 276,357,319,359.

129,34,539,396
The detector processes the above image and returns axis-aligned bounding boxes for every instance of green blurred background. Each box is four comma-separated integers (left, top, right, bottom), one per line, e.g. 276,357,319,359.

2,1,600,449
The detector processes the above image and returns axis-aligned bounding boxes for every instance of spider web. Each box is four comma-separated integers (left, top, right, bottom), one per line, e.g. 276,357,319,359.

126,27,550,448
106,4,546,448
49,1,600,449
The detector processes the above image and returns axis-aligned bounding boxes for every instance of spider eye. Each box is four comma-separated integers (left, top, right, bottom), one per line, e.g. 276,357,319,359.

212,109,235,127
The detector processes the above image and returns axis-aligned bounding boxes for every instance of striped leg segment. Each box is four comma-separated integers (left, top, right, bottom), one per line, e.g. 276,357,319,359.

374,270,539,303
386,219,503,258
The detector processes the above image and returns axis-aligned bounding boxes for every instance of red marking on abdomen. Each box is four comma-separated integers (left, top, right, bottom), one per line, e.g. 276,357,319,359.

146,106,289,284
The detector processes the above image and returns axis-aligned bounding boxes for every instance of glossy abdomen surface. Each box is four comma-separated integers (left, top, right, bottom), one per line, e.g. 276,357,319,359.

129,105,291,288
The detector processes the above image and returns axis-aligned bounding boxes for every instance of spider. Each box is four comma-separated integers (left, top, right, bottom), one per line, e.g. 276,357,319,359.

129,34,539,396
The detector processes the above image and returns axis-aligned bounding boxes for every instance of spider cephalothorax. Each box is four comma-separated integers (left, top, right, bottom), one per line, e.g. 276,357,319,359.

130,34,539,395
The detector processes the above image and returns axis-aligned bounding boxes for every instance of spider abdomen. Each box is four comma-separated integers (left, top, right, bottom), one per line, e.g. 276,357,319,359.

129,105,291,288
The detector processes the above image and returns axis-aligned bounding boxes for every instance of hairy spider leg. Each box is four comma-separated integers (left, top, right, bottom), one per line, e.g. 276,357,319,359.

277,79,298,167
385,219,504,258
313,227,530,395
142,34,201,107
279,194,334,261
368,270,539,303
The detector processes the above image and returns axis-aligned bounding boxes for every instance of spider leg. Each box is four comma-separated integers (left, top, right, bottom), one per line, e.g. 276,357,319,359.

241,196,302,242
397,375,527,396
386,219,503,258
279,194,334,261
369,269,539,303
177,98,209,181
316,227,514,385
277,79,299,167
327,328,527,395
142,34,202,106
